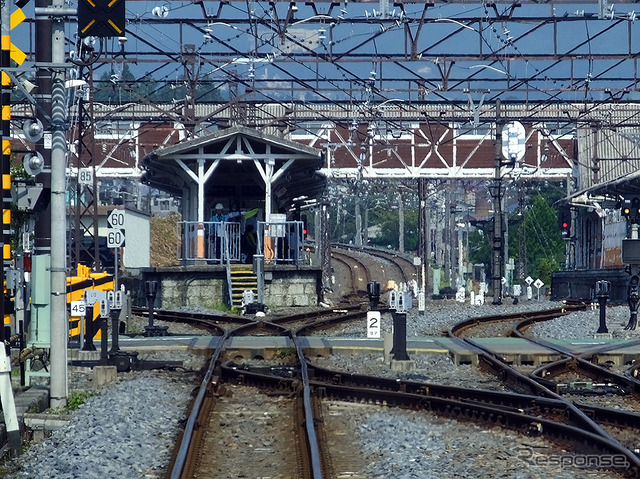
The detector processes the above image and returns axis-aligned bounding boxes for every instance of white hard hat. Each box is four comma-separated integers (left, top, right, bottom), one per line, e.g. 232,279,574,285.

215,203,224,209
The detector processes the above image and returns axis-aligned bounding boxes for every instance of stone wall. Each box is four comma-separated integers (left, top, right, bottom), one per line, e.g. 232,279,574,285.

132,266,321,310
265,269,322,307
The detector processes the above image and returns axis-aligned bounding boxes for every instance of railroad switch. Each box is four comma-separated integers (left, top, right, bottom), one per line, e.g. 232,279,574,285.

558,381,626,396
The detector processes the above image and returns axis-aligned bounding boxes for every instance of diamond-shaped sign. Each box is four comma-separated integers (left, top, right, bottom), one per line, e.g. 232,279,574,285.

78,0,126,38
107,208,125,229
9,8,27,65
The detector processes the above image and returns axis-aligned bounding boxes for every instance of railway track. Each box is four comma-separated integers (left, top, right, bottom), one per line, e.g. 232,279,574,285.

329,249,371,299
167,309,349,479
448,304,640,470
332,243,415,286
130,306,252,334
161,305,640,478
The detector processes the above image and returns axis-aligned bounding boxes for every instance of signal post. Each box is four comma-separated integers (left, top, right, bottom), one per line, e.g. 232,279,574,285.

621,196,640,330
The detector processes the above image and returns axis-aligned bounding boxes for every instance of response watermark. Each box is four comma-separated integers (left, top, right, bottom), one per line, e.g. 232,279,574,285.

514,446,630,470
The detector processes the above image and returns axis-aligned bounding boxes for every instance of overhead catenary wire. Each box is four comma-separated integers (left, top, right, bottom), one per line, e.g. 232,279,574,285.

42,0,640,186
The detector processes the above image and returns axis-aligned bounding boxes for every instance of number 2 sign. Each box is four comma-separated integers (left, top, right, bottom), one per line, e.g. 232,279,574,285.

367,311,381,339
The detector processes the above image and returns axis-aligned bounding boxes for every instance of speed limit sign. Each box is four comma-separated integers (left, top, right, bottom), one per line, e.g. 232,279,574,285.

107,209,125,229
78,168,93,185
106,228,125,248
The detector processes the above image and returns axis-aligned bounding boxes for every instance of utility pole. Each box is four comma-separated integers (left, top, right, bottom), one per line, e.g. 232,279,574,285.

34,0,52,255
2,0,23,456
1,0,10,349
43,0,70,408
492,101,504,305
418,178,429,293
397,190,404,253
320,199,332,300
354,192,362,246
444,184,452,283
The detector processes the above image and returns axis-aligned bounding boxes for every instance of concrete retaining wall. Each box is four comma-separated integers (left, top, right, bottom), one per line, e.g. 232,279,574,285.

129,265,321,309
264,268,322,307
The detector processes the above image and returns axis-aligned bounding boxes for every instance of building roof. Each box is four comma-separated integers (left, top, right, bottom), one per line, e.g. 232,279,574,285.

141,125,327,208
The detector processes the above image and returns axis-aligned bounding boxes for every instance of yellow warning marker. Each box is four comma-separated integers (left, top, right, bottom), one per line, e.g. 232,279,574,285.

9,8,26,65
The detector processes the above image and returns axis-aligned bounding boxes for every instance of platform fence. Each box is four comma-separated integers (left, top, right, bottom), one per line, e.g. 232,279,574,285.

178,220,308,265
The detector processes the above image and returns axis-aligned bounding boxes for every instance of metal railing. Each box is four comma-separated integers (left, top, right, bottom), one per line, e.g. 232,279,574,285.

179,221,241,263
178,220,308,265
258,220,306,265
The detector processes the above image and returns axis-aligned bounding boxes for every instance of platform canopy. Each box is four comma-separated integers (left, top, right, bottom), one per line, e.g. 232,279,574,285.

568,168,640,211
141,125,326,223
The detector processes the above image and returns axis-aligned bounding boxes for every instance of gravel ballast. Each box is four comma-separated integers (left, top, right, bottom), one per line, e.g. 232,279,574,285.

2,299,638,478
3,369,197,479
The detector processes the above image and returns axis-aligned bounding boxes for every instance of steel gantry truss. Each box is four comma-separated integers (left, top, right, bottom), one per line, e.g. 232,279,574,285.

12,0,640,108
9,0,640,286
10,0,640,184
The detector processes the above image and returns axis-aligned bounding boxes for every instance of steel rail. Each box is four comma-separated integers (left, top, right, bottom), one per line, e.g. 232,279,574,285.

167,313,328,478
267,303,365,325
169,329,230,479
219,360,640,475
511,314,640,394
330,250,372,295
333,243,415,286
164,304,640,477
304,358,640,443
448,304,584,337
294,330,325,479
447,306,631,446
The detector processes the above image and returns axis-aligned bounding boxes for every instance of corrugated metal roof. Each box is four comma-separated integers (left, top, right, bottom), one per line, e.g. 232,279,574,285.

577,126,640,189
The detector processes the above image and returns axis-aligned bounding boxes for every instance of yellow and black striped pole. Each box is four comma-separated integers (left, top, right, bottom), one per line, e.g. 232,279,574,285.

2,0,26,338
1,8,11,341
1,2,22,458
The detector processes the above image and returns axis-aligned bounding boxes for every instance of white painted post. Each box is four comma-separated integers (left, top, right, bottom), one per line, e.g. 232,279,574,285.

0,344,21,456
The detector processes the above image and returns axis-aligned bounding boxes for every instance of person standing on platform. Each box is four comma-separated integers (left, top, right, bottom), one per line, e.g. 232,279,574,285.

241,224,258,264
209,203,228,261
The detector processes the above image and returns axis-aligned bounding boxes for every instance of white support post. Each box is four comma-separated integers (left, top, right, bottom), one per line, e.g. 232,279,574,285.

197,159,205,258
0,344,21,456
264,158,274,223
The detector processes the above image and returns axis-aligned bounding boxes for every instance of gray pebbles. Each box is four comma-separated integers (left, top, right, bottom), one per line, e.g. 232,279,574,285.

2,299,637,478
3,368,197,479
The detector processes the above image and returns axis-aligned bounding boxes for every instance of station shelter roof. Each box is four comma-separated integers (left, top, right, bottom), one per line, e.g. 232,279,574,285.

566,165,640,210
141,125,326,221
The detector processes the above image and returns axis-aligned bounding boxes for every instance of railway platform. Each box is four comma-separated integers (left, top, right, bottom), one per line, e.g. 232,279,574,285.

114,335,640,367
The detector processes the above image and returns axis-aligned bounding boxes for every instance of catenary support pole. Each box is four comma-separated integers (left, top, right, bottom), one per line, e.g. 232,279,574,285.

48,0,68,408
492,100,504,305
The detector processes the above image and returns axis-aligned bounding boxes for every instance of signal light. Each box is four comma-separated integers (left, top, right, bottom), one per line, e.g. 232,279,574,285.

23,118,44,142
558,207,571,239
23,151,44,176
621,197,640,222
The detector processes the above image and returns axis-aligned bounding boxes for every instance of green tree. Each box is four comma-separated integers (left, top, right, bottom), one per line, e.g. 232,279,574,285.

516,194,565,285
94,63,136,103
195,81,224,102
467,192,566,285
468,228,491,267
372,207,418,251
93,65,196,104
